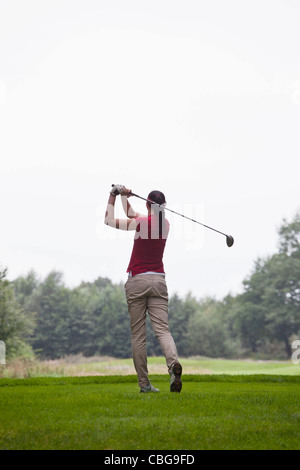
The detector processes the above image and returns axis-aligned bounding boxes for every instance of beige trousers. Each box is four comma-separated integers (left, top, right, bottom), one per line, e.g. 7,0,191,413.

125,274,179,388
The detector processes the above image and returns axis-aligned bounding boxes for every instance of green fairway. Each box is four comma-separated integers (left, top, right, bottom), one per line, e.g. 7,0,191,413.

0,374,299,450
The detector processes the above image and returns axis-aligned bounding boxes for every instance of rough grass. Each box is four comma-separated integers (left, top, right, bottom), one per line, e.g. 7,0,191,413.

1,355,299,378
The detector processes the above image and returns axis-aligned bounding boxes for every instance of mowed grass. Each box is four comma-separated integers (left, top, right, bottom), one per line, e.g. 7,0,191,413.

0,374,300,450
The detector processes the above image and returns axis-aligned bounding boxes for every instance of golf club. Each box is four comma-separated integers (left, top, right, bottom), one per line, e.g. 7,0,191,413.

111,185,234,247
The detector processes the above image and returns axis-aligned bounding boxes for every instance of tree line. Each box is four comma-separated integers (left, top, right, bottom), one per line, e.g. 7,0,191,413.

1,212,300,361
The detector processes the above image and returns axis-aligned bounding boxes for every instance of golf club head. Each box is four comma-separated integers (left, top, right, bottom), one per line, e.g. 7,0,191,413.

226,235,234,247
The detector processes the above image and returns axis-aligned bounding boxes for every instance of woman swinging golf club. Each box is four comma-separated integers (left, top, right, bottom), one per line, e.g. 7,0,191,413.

105,184,182,393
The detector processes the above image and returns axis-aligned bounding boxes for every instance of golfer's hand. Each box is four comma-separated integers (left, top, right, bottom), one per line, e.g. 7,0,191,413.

122,186,132,197
110,184,132,197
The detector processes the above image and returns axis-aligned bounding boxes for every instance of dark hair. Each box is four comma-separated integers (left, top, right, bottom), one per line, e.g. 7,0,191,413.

147,190,166,206
147,190,166,238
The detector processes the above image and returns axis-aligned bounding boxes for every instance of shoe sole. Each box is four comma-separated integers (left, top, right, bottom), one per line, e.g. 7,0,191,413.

170,362,182,393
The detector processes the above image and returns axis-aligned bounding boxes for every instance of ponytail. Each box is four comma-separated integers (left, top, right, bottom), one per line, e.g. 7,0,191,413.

147,190,167,239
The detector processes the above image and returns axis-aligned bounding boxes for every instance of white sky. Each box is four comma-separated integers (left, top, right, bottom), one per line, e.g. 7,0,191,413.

1,0,300,299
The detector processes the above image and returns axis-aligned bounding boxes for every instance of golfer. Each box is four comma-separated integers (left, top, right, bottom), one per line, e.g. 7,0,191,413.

105,184,182,393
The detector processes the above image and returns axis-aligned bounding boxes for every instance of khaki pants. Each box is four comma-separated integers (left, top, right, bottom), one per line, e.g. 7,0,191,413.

125,274,179,388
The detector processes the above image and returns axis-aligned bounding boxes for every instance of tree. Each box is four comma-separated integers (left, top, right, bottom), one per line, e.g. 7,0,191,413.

168,293,200,356
0,267,35,358
234,258,270,353
262,214,300,357
186,297,237,358
97,284,132,358
236,212,300,358
13,270,40,307
278,213,300,256
263,254,300,357
31,271,70,359
66,283,104,356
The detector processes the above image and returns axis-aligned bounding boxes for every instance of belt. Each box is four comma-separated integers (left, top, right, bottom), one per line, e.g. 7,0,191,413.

128,271,165,278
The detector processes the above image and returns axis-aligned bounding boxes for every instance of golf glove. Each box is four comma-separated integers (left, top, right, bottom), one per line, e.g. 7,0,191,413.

110,184,129,196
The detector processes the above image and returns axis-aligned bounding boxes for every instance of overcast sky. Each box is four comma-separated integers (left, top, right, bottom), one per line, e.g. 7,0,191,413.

1,0,300,299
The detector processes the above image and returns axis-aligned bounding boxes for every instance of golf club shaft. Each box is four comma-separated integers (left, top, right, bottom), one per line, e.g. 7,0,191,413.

130,192,229,238
111,185,233,244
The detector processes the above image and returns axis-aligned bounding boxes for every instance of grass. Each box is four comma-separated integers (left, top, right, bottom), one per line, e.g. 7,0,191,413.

0,373,300,450
1,355,300,378
1,357,299,450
